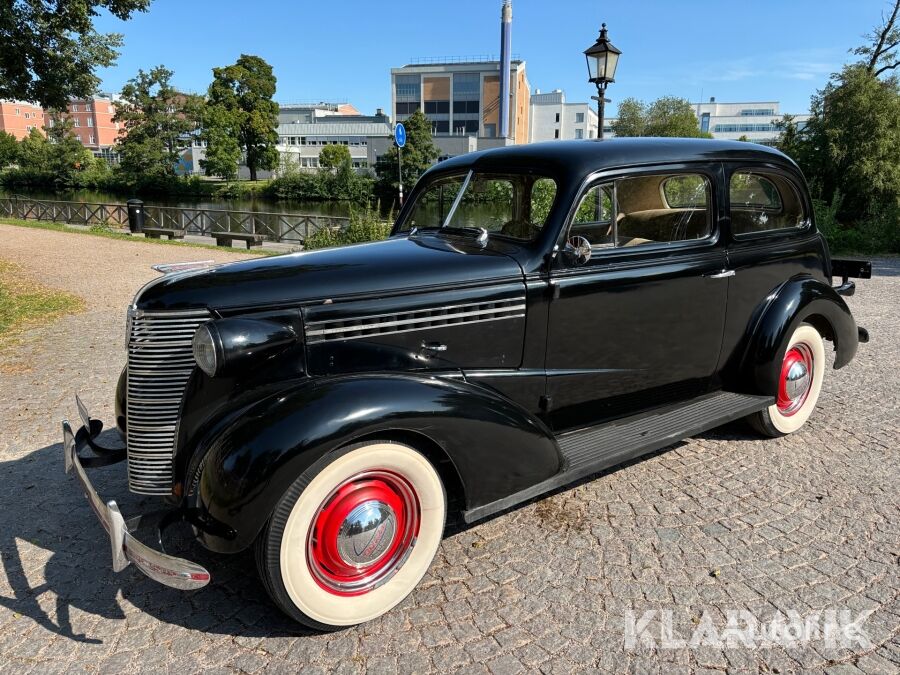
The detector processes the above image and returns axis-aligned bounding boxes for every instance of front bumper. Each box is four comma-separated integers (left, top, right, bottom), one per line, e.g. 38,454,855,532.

62,416,211,590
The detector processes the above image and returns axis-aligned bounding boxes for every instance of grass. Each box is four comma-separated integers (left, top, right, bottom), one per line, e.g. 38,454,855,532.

0,218,286,257
0,260,85,349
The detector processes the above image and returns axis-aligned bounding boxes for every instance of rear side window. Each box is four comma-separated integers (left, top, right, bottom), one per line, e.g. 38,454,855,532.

730,171,806,235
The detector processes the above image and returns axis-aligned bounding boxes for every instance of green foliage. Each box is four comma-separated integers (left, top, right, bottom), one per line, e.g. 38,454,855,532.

319,144,352,170
0,131,18,168
802,65,900,217
771,5,900,253
612,96,709,138
304,204,392,250
814,192,900,254
114,65,203,186
204,55,279,181
265,168,373,203
375,110,440,208
0,0,150,109
6,119,96,188
200,103,242,181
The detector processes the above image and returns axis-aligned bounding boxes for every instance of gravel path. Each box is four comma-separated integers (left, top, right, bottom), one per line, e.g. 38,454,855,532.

0,224,897,674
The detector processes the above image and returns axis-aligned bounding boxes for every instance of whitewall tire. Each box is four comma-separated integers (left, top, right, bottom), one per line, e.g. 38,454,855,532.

749,323,826,436
256,440,446,630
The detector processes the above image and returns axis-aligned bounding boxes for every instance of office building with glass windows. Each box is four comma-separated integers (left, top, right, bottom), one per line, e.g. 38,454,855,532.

693,99,810,143
390,58,531,151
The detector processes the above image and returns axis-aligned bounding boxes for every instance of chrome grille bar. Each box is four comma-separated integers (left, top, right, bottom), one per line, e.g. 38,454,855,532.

126,309,208,495
305,297,526,343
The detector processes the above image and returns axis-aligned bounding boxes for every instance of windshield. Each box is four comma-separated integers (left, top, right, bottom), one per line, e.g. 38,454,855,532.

399,171,558,242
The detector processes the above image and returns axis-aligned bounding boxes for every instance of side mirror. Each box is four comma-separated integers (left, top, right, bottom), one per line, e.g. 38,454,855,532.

563,236,592,266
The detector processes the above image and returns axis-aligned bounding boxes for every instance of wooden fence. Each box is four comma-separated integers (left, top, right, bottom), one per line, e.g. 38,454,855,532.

0,196,350,244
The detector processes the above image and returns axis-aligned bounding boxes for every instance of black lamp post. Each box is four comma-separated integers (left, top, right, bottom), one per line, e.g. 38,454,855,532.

584,23,621,140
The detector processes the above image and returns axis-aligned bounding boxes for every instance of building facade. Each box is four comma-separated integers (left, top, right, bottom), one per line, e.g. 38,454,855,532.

275,104,392,174
692,98,809,143
64,95,122,160
597,99,809,145
390,59,530,152
529,89,599,142
0,100,45,140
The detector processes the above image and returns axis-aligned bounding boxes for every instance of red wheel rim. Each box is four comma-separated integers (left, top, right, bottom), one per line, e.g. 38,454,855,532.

777,343,814,416
307,470,420,596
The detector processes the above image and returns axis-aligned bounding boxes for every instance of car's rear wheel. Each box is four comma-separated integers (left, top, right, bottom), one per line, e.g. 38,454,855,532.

749,323,826,437
255,440,446,630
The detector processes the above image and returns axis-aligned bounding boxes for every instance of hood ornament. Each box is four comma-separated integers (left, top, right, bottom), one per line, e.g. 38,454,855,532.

151,260,216,275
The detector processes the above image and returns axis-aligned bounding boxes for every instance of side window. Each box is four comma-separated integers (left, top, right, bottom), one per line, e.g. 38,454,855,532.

730,171,806,235
570,173,713,249
571,184,615,246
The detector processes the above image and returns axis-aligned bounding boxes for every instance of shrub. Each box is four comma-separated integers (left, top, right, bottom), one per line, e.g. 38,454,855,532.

304,204,392,250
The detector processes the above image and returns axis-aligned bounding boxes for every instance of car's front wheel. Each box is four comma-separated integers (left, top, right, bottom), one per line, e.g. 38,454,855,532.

749,323,826,437
255,440,446,630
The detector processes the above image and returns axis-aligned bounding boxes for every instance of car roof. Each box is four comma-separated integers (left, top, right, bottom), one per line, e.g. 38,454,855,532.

427,137,800,183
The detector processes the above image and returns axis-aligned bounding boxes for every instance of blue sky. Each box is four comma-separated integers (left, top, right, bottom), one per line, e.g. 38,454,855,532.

93,0,886,117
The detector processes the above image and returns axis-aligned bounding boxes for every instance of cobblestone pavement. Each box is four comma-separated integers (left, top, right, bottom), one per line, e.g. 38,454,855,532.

0,224,897,674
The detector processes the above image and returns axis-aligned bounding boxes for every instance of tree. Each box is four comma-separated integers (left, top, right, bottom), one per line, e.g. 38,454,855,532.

375,109,439,206
17,128,50,171
44,116,94,180
200,104,242,181
319,144,352,170
203,55,279,181
773,115,803,159
736,134,751,142
803,64,899,216
612,96,711,138
0,130,17,167
114,66,202,183
853,0,899,77
0,1,150,109
611,98,646,137
14,117,93,186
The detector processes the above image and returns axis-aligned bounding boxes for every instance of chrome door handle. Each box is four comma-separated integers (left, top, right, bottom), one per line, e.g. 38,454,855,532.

706,269,735,279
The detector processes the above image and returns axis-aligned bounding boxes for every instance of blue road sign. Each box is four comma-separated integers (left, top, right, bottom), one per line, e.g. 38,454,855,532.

394,123,407,148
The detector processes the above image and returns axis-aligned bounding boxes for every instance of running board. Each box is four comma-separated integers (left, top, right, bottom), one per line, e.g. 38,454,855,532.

463,391,772,523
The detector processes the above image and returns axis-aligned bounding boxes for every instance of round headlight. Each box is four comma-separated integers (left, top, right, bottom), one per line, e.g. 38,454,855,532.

192,324,219,377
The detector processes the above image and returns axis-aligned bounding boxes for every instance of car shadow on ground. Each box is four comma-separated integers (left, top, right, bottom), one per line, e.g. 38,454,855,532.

0,431,312,644
1,421,763,644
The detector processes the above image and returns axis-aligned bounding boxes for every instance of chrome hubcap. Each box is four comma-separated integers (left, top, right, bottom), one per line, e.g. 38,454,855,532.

784,361,810,401
336,500,397,567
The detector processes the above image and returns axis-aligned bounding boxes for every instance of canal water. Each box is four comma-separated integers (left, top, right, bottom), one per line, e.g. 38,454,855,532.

0,187,353,219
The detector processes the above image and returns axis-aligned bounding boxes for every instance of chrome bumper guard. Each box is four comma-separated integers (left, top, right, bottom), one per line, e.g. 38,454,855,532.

62,417,210,590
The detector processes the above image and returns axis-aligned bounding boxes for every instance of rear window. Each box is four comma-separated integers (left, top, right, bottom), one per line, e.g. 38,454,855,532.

730,171,806,235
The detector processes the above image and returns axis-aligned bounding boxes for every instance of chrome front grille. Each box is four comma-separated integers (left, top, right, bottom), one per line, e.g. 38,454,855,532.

126,309,209,495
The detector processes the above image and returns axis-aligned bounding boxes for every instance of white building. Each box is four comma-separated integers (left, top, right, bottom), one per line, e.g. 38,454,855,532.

692,98,810,144
529,89,598,142
601,99,809,144
274,104,392,174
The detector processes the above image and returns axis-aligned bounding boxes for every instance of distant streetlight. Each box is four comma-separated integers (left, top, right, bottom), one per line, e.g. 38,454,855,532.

584,23,621,140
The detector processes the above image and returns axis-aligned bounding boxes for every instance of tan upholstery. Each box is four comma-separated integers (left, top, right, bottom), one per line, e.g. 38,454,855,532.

618,209,710,243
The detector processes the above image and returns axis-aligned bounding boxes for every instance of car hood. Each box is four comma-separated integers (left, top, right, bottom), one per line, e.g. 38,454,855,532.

134,235,524,312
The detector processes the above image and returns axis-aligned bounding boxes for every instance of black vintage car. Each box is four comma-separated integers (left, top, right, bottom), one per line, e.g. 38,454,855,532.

63,138,871,629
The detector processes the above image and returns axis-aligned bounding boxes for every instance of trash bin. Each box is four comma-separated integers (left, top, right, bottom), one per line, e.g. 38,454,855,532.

126,199,145,234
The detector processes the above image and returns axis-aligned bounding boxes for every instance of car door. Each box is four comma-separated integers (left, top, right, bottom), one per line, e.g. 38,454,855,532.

544,163,730,431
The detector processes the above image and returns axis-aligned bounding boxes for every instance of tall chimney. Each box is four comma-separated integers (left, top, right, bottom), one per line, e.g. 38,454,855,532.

498,0,512,138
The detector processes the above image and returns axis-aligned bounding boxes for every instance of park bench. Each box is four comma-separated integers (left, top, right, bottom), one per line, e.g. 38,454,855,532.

142,227,186,240
211,231,265,250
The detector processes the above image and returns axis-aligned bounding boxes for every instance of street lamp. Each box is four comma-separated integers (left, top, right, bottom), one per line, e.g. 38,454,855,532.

584,23,621,140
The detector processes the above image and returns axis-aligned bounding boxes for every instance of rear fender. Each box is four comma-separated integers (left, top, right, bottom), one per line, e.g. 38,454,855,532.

194,373,560,553
741,275,858,396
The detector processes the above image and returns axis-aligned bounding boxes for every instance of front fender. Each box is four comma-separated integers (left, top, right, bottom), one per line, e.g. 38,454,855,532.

194,373,560,553
742,275,858,396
